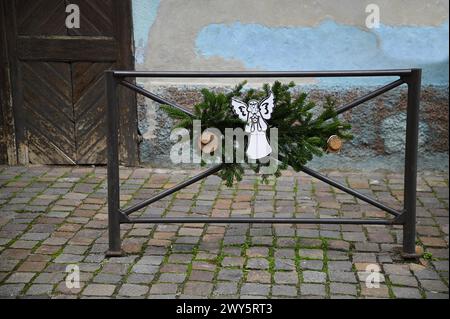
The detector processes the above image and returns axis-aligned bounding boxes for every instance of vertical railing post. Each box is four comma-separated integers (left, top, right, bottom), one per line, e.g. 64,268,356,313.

106,71,123,256
402,68,421,257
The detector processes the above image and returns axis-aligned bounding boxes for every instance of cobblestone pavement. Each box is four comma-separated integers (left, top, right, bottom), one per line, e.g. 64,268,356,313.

0,165,448,299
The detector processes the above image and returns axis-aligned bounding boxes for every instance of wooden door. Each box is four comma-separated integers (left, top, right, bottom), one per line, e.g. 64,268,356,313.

0,0,138,165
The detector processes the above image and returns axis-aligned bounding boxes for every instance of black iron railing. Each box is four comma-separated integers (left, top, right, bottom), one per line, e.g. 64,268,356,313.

105,69,421,258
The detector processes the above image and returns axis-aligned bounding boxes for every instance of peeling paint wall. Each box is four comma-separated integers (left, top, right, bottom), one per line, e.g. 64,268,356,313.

131,0,449,170
132,0,160,64
196,20,449,85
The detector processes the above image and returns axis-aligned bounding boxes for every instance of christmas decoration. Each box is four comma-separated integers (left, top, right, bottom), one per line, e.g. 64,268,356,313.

231,91,275,159
161,81,352,187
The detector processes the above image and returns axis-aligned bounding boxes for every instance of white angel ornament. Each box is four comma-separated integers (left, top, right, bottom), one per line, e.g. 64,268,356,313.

231,92,275,160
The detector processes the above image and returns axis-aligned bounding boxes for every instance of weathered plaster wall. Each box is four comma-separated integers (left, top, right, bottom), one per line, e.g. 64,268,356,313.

196,20,448,85
132,0,160,65
136,84,449,171
132,0,449,170
132,0,448,83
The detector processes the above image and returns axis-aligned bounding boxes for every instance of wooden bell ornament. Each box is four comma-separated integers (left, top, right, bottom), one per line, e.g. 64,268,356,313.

197,131,220,154
327,135,343,153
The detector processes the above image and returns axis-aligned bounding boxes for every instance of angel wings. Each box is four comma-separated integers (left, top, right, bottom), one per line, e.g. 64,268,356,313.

231,92,275,159
231,91,275,133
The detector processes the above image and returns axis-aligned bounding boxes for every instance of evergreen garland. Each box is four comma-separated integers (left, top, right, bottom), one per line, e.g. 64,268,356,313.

161,81,352,187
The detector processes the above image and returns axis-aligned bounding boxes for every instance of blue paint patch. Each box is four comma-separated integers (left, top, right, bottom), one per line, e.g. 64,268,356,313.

196,19,449,85
132,0,160,64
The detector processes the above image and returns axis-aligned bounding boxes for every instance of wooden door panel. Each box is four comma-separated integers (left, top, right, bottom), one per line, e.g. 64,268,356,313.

15,0,67,36
67,0,115,36
3,0,138,165
72,62,112,102
22,62,74,119
17,38,118,62
0,100,6,164
27,128,75,164
21,61,76,164
73,62,112,164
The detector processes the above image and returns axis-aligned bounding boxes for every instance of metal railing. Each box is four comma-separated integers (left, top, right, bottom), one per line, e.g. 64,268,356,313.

105,69,421,258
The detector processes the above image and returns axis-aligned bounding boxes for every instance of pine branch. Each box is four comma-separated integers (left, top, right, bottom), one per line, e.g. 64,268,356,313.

162,81,352,188
160,105,192,120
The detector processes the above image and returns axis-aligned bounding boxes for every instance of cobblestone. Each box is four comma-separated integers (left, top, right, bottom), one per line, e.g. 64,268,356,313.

82,284,116,297
118,284,149,297
0,166,447,299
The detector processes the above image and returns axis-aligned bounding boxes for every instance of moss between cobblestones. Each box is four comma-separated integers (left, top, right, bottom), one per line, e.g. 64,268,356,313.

420,175,449,293
51,170,109,297
294,238,303,294
385,276,395,299
320,238,331,298
129,173,176,298
267,233,276,299
0,167,448,299
1,215,39,291
5,170,76,295
211,236,226,296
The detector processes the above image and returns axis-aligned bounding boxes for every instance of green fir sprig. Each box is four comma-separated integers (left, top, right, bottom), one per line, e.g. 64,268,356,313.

161,81,352,187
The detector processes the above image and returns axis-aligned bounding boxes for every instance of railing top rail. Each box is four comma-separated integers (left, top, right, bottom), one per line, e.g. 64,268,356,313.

111,69,417,78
